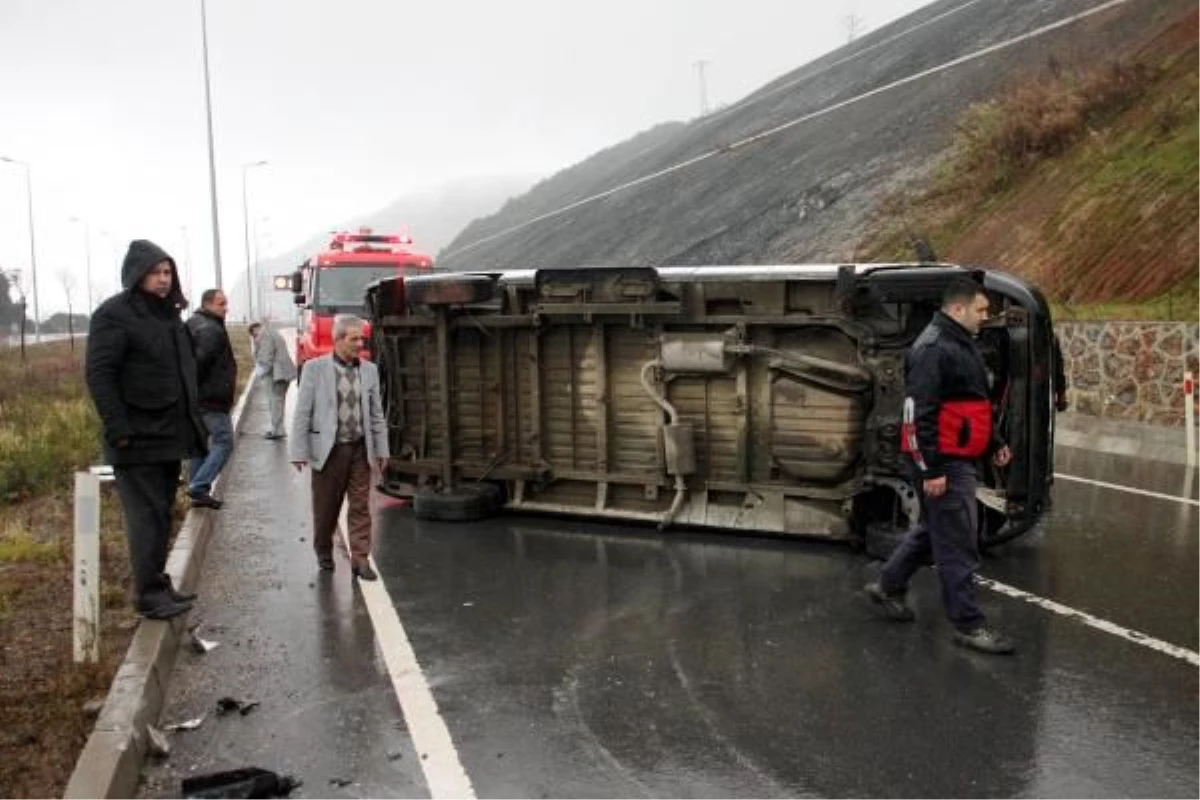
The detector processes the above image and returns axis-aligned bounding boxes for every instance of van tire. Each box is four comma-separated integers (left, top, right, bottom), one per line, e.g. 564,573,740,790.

413,483,501,522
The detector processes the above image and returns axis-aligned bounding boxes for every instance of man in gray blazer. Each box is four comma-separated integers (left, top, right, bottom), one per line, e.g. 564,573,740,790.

288,315,389,580
249,321,298,439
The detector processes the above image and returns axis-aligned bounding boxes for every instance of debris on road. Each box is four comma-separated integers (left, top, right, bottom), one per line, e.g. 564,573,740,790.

329,777,353,787
146,725,171,759
181,767,302,798
189,626,220,654
163,715,206,732
215,697,260,716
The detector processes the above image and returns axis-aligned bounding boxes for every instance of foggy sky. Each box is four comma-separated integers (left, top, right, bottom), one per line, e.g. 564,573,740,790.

0,0,931,318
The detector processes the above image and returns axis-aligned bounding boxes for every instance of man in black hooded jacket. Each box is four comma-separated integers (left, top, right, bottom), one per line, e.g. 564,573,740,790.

86,240,208,619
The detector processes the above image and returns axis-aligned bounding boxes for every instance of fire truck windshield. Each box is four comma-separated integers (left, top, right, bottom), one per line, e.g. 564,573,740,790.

313,264,401,309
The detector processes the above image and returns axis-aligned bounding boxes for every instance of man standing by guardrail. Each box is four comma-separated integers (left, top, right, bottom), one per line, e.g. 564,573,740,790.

186,289,236,510
85,240,207,620
249,321,296,439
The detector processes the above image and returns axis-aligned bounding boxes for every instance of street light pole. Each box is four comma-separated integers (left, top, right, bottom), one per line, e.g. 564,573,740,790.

241,160,267,319
200,0,223,288
69,216,93,317
2,156,40,342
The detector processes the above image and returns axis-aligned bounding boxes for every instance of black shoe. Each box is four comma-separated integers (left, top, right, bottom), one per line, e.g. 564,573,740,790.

164,579,198,603
953,626,1015,655
864,581,915,622
138,598,194,620
352,563,378,581
170,587,198,603
317,557,335,572
189,491,223,510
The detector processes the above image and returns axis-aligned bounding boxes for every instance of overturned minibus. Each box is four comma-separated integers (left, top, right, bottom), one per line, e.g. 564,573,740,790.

367,264,1055,554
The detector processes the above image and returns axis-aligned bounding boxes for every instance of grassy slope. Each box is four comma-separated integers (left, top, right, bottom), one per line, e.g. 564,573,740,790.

858,7,1198,320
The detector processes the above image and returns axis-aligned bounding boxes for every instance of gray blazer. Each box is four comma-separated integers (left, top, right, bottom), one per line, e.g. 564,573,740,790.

254,326,297,383
288,355,389,471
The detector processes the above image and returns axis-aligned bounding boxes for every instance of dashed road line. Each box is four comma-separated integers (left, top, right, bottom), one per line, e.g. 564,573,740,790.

978,576,1200,666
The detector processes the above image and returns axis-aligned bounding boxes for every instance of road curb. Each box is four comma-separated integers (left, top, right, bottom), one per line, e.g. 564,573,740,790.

64,375,260,800
1055,411,1198,467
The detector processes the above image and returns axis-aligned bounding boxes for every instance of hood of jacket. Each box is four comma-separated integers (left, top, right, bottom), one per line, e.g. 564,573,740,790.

121,239,187,309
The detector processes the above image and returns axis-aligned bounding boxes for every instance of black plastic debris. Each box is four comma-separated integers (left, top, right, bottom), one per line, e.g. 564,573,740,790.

329,777,353,787
386,750,403,761
181,767,301,798
216,697,260,716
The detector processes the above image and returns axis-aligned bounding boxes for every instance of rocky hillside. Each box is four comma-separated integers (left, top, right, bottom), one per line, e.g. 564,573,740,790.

437,0,1197,318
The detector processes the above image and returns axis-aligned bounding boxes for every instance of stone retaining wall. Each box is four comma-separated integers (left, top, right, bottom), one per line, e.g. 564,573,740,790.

1057,321,1200,426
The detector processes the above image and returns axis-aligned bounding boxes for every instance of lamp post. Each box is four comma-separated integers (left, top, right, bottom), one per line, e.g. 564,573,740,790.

200,0,223,288
1,156,40,342
241,160,267,319
69,216,93,317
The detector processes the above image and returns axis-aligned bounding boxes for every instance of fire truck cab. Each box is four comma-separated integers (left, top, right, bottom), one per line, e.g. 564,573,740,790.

288,227,433,370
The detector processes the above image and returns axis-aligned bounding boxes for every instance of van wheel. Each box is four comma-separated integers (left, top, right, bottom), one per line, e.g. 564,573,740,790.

413,483,501,522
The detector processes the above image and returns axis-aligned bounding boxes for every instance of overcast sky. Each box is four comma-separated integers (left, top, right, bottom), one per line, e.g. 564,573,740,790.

0,0,932,317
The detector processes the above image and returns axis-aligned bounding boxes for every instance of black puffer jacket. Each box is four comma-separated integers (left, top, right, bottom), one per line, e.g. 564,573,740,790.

85,240,208,466
900,311,1003,478
187,309,237,412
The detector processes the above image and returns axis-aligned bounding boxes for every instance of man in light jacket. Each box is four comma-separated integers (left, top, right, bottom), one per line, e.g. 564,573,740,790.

249,321,297,439
288,315,389,580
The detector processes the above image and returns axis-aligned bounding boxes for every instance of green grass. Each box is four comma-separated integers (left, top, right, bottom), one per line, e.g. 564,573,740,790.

0,527,66,565
1052,273,1199,322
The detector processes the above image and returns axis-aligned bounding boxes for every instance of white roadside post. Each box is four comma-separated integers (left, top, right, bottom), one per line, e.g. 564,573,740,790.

1185,371,1196,468
73,470,101,663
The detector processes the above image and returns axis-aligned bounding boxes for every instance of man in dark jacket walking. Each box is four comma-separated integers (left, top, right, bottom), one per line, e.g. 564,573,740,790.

86,240,207,620
186,288,236,509
864,276,1016,654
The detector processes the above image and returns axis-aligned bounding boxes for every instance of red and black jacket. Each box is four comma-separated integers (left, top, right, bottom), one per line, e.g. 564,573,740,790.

900,311,1002,478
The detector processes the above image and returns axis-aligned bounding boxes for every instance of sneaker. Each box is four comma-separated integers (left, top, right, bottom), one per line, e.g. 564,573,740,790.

953,626,1016,655
864,581,915,622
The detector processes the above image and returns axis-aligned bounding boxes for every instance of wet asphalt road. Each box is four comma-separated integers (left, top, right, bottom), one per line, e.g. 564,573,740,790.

141,383,1198,798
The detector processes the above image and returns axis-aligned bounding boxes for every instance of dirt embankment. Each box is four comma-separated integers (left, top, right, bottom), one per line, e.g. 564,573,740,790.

439,0,1196,314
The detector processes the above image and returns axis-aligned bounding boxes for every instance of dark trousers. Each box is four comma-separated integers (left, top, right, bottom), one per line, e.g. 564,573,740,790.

879,461,985,632
113,461,181,606
311,440,372,565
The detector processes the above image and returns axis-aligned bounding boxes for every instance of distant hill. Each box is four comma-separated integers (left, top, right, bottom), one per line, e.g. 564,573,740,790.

437,0,1197,319
230,173,537,322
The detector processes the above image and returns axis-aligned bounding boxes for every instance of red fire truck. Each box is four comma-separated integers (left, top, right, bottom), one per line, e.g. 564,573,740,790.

286,227,434,370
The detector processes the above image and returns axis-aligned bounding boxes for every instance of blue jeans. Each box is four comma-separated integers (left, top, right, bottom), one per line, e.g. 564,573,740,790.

189,411,234,495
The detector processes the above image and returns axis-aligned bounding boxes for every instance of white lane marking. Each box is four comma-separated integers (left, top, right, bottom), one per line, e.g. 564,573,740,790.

1054,472,1200,507
977,576,1200,667
339,506,476,799
443,0,1142,259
